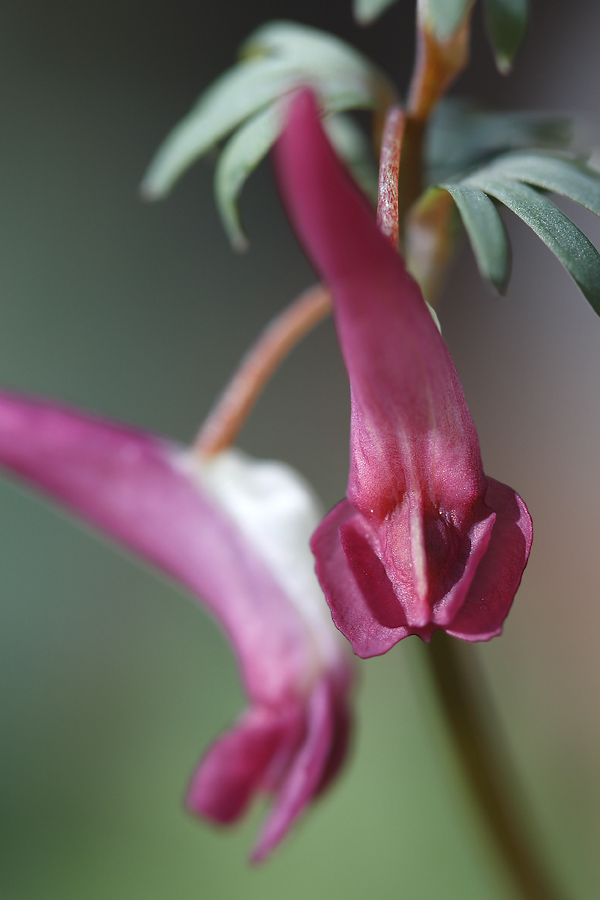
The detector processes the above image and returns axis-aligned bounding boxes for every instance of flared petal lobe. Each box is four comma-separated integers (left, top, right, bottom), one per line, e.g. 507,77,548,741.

187,670,350,863
275,91,532,656
0,390,353,859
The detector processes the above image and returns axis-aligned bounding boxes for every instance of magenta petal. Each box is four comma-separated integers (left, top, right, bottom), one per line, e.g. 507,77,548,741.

275,91,485,521
0,391,311,702
429,509,496,629
0,389,354,859
277,92,532,652
250,678,335,863
312,499,411,658
313,680,353,797
186,705,301,824
446,478,533,641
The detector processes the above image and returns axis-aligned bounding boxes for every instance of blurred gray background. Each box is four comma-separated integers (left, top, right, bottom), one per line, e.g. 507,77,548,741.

1,1,600,898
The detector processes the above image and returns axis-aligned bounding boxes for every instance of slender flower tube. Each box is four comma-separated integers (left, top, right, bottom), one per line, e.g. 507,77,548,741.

275,91,532,659
0,391,352,861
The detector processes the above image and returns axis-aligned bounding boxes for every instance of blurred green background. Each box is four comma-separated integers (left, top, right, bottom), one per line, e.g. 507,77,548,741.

1,1,600,898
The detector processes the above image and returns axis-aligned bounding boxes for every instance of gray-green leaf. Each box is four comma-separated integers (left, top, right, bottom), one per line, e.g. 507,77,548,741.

353,0,399,25
427,101,572,186
484,0,529,74
465,175,600,312
441,184,510,291
483,152,600,218
142,19,395,247
215,104,283,251
141,59,302,199
240,21,394,109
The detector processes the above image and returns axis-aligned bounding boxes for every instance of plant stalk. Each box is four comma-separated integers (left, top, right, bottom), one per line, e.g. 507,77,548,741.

426,633,567,900
195,284,330,456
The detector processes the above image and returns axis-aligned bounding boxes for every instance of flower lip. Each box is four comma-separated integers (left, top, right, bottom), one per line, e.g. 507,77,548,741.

275,90,532,655
0,388,354,860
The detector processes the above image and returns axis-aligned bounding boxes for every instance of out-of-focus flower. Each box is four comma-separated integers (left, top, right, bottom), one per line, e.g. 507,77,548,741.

276,91,532,658
0,391,352,861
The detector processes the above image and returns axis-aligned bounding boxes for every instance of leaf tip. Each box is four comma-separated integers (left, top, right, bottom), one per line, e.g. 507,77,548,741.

494,54,514,76
139,178,162,203
220,202,251,252
139,157,175,202
231,233,250,253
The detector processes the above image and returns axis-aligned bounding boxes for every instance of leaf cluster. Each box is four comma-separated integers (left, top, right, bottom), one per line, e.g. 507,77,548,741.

142,7,600,315
142,21,394,249
438,151,600,312
354,0,529,74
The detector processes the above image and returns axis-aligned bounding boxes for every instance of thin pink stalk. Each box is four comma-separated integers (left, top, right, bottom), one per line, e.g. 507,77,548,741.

195,284,331,456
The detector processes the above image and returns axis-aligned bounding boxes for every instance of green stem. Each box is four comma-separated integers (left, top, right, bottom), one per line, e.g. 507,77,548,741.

426,633,567,900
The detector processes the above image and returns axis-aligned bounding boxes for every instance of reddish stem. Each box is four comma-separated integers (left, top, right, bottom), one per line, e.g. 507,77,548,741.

194,284,331,456
396,8,472,230
377,106,405,249
407,10,472,121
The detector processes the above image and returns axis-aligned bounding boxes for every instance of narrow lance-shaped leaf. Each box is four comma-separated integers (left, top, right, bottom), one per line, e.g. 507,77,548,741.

241,21,394,107
353,0,399,26
142,59,297,199
465,174,600,313
485,152,600,218
143,21,394,205
216,104,283,250
484,0,529,74
426,101,572,186
441,183,510,291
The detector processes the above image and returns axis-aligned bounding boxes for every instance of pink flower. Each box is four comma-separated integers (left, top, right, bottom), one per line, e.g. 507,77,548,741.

0,391,352,861
276,92,533,658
